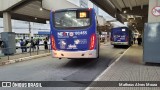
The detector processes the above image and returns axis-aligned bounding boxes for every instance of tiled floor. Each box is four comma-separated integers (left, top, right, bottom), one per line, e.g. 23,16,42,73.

88,45,160,90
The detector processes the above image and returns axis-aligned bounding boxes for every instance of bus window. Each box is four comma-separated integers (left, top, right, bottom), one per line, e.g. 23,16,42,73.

54,11,90,29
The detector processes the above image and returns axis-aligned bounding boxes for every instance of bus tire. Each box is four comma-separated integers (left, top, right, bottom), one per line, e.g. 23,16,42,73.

114,45,117,48
97,49,100,58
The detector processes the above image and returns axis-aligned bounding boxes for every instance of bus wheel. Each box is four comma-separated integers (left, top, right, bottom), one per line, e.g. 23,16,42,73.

97,50,100,58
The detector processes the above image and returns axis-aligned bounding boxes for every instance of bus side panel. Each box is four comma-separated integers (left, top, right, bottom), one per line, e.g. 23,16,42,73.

50,12,54,51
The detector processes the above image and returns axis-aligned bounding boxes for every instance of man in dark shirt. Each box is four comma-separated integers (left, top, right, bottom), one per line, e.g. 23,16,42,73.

30,37,35,52
36,38,40,50
23,37,28,52
137,35,142,45
44,38,48,50
20,39,24,53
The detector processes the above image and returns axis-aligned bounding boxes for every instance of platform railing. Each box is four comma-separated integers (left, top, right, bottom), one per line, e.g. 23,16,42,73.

0,44,51,61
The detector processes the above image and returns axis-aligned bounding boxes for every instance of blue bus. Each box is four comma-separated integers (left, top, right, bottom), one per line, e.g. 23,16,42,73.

50,8,99,59
110,27,133,47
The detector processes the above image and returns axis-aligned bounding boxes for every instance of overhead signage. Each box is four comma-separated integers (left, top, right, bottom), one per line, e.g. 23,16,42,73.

79,12,87,18
77,11,89,19
152,6,160,16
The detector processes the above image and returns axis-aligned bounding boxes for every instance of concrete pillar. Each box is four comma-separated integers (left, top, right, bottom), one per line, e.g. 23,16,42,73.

143,0,160,63
3,12,12,32
148,0,160,23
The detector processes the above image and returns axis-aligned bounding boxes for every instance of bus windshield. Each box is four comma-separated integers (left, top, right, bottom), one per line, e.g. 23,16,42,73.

112,29,127,35
54,11,90,29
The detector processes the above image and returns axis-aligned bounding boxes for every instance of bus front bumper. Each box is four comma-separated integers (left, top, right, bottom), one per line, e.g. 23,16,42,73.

52,50,97,58
111,42,129,45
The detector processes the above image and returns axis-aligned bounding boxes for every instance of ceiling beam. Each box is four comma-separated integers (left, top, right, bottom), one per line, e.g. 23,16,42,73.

140,0,144,9
0,11,47,23
11,12,47,23
116,13,125,23
90,0,116,18
0,0,48,23
134,0,137,6
121,5,148,18
122,0,127,8
6,0,42,11
128,0,133,10
109,0,122,11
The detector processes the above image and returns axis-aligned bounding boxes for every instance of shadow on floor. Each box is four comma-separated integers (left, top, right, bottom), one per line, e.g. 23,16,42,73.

145,62,160,67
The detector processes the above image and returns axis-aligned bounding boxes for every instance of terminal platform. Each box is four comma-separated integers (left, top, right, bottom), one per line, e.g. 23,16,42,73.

87,45,160,90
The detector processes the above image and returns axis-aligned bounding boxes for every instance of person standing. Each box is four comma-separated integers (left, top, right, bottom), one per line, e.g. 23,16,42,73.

30,37,35,52
137,35,142,45
44,39,48,50
23,37,28,52
0,39,2,48
20,39,24,53
36,38,40,50
133,37,136,44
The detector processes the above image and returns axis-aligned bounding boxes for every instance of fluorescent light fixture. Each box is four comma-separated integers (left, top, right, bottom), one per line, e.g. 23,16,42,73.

46,21,50,24
40,8,43,11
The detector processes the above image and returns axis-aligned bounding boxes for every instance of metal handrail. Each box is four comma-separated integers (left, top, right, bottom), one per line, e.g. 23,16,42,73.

0,44,51,60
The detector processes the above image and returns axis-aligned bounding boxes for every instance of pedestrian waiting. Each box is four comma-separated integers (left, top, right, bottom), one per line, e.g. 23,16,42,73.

44,38,48,50
20,39,25,53
35,38,40,50
30,37,36,52
133,36,136,44
23,37,28,52
137,35,142,45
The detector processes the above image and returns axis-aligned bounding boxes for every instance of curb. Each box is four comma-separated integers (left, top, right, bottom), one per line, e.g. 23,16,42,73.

100,42,110,46
0,53,51,66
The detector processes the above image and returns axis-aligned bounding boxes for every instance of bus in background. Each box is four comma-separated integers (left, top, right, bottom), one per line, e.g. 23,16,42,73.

110,27,133,47
50,8,100,59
